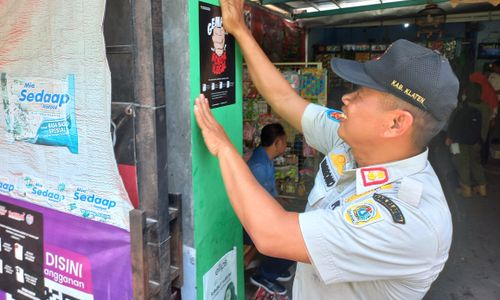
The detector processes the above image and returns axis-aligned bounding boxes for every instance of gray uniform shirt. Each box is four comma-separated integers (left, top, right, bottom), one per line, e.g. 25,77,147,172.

292,104,453,300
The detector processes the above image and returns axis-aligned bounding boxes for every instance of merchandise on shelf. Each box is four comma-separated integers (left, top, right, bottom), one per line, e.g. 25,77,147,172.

282,70,300,92
243,66,325,199
299,68,327,106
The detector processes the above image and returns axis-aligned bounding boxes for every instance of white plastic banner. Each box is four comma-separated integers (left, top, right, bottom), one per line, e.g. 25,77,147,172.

0,1,133,229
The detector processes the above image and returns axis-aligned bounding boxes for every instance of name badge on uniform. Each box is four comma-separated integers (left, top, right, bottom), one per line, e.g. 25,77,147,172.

344,199,383,227
320,158,336,188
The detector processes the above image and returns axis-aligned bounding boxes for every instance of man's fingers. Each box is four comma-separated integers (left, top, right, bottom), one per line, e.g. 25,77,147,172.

198,96,218,127
194,102,206,129
194,96,210,129
195,94,218,131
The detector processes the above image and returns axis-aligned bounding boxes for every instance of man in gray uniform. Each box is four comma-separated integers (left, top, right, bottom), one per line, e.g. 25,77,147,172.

194,1,459,298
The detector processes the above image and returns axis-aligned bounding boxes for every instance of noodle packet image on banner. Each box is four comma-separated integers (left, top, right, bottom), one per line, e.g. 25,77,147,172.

1,73,78,154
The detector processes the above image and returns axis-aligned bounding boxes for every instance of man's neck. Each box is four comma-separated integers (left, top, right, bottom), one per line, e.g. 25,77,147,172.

263,146,275,160
351,142,423,167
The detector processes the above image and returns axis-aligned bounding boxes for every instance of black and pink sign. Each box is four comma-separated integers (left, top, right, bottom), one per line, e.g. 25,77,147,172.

0,200,43,299
0,195,132,300
199,2,236,109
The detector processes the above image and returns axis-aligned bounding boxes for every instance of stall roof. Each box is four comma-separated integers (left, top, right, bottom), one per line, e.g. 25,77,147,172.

249,0,500,27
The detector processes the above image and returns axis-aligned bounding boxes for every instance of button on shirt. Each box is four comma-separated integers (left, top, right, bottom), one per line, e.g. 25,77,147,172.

248,146,278,197
292,104,453,300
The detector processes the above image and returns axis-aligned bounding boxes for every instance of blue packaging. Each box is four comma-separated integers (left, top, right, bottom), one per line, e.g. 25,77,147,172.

1,73,78,153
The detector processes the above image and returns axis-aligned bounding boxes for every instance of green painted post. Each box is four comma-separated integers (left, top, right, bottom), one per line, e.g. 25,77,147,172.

188,0,244,299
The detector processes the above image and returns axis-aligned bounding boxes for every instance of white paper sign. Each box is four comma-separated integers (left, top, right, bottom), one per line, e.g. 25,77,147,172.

0,1,133,229
203,247,238,300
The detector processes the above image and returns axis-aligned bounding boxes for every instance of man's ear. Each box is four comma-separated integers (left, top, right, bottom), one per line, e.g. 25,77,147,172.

383,110,414,138
271,139,280,150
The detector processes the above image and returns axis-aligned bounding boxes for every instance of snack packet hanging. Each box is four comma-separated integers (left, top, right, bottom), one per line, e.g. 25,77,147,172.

1,73,78,153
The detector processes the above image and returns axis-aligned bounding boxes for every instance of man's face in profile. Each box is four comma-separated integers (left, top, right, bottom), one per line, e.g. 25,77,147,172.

212,26,226,57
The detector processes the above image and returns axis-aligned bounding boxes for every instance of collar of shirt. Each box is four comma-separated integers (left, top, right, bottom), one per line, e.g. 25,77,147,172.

249,146,272,165
352,148,429,196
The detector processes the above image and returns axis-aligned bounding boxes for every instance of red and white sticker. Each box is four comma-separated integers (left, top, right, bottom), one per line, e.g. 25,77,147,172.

361,167,388,187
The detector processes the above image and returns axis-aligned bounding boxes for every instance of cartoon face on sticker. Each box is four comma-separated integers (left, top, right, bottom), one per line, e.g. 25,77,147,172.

208,16,227,75
212,26,226,57
344,199,383,227
326,109,346,122
361,167,388,186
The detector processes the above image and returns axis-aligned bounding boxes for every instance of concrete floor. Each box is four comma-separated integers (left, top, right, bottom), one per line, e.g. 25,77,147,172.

425,147,500,300
245,142,500,299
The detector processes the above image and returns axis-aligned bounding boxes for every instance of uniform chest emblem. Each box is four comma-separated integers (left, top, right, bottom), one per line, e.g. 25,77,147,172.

344,199,383,227
361,167,388,187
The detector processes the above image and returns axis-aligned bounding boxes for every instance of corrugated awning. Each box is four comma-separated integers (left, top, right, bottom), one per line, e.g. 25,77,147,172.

247,0,500,27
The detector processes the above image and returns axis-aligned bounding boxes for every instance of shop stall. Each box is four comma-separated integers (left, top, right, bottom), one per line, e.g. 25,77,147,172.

1,1,499,300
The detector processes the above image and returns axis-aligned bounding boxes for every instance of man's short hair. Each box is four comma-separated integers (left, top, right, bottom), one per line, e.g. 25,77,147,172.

261,123,286,147
383,94,444,149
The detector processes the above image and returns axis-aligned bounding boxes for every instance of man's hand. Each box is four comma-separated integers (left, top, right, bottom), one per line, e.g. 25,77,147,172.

220,0,246,36
194,94,233,157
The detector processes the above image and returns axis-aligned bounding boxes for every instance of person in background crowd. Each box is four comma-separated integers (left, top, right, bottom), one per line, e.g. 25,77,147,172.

194,0,459,298
469,70,497,163
246,123,294,295
487,60,500,143
470,71,498,116
446,83,491,197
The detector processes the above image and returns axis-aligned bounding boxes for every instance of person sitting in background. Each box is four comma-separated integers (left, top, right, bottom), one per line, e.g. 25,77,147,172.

245,123,295,295
446,83,491,197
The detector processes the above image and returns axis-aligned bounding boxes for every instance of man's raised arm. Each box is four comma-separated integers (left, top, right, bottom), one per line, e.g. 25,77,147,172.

220,0,309,131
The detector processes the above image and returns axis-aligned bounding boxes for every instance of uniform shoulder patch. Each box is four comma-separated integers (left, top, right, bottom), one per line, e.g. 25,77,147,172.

326,109,345,122
373,193,405,224
344,199,383,227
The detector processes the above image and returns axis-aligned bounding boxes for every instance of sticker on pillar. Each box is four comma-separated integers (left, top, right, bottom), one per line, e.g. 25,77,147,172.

203,247,237,300
199,3,236,109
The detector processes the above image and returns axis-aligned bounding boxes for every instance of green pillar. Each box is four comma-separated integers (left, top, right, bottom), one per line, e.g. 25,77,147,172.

182,0,244,298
